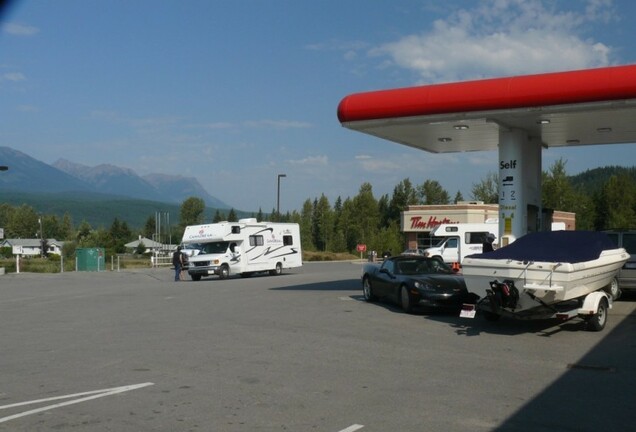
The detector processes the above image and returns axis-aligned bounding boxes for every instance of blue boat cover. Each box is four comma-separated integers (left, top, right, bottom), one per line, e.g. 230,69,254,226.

469,231,617,263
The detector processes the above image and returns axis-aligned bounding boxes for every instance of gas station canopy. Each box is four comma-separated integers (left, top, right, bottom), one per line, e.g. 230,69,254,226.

338,64,636,153
337,64,636,241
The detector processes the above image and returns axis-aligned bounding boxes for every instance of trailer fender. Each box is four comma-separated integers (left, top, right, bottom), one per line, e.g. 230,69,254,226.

578,291,612,316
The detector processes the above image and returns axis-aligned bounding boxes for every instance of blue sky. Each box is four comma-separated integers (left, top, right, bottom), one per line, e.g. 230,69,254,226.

1,0,635,213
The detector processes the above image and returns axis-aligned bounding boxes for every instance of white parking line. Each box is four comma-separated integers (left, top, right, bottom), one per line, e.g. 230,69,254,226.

0,382,154,424
339,425,364,432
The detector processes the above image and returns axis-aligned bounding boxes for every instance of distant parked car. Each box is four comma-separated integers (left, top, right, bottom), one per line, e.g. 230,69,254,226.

361,255,469,313
604,230,636,299
401,248,425,256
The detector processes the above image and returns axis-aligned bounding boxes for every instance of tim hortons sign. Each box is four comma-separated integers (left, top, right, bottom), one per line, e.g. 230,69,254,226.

408,216,458,230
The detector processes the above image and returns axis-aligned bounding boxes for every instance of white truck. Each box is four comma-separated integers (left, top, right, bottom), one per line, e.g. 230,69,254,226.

181,218,302,281
423,223,498,265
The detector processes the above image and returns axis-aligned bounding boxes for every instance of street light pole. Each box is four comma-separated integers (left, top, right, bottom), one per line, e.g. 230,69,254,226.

277,174,287,220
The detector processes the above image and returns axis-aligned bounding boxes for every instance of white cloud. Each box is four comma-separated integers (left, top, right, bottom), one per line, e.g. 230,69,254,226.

1,72,26,81
17,104,38,112
287,155,328,166
370,0,616,83
2,22,39,36
244,119,312,129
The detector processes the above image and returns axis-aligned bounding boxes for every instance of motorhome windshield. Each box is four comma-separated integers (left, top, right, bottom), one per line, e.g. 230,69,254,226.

197,241,230,254
432,237,446,247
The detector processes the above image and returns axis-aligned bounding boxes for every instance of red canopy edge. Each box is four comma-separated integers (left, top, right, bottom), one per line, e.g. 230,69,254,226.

337,64,636,123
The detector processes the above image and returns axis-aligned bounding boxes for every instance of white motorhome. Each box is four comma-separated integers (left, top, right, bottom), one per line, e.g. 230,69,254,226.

181,218,302,281
423,222,498,265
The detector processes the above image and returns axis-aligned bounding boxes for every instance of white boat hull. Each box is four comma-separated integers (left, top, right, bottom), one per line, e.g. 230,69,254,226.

462,248,628,313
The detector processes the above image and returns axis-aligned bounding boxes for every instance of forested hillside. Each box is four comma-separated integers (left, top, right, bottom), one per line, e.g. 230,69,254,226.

1,160,635,261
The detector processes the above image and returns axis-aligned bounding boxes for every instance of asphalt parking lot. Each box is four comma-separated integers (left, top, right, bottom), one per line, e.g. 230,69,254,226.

1,262,634,432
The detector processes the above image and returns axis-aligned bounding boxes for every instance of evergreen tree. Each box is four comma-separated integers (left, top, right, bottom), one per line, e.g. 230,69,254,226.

143,216,155,239
352,183,380,248
543,159,577,211
212,210,225,223
453,190,464,203
312,194,333,251
418,179,450,204
227,208,237,222
180,197,205,228
300,199,315,251
388,178,418,223
597,174,636,229
60,213,74,240
471,172,499,203
76,220,92,242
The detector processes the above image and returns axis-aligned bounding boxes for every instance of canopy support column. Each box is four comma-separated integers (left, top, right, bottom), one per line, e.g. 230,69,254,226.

498,129,542,245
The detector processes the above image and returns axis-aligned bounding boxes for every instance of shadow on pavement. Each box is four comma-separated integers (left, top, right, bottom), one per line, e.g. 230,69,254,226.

490,303,636,431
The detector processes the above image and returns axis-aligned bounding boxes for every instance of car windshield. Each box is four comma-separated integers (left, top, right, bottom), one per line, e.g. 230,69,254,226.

395,258,452,275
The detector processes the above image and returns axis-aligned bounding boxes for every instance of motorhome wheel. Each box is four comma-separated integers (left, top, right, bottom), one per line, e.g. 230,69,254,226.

219,265,230,279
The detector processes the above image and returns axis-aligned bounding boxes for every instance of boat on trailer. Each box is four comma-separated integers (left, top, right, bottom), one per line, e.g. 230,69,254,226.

460,231,629,331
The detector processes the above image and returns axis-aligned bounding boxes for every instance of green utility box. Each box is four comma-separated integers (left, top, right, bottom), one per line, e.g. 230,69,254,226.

76,248,106,271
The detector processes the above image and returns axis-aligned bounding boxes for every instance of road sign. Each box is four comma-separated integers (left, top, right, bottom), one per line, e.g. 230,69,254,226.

356,244,367,252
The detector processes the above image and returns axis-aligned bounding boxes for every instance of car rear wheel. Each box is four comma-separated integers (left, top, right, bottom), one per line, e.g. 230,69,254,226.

400,285,413,314
362,277,376,302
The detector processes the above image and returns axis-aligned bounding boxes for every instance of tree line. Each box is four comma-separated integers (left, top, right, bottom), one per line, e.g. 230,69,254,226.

1,159,635,259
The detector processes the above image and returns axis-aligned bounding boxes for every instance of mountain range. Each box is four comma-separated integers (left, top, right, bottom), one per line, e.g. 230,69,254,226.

0,146,229,208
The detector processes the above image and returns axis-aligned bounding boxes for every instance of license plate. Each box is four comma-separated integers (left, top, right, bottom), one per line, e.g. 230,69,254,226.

460,303,476,319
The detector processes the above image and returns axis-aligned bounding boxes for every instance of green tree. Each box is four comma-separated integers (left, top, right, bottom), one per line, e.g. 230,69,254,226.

180,197,205,227
135,241,146,255
596,174,636,229
7,204,39,238
388,178,418,224
76,220,92,242
227,208,237,222
212,209,225,223
543,159,577,211
418,180,450,204
453,190,464,203
312,194,333,251
471,172,499,203
300,199,315,251
143,216,156,239
60,213,74,240
352,183,380,248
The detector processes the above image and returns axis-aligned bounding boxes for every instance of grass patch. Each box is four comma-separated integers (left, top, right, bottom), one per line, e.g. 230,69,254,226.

303,251,360,262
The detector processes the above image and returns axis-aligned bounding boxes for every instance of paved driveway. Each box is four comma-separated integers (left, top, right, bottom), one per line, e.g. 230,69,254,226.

0,263,634,431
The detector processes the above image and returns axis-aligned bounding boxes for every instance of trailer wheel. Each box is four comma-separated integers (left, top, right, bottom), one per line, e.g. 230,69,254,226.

190,274,201,281
269,262,283,276
586,298,608,332
603,277,621,301
362,277,377,302
219,264,230,280
400,285,413,314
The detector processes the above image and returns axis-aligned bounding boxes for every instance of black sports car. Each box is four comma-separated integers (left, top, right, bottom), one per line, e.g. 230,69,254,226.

361,255,469,313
